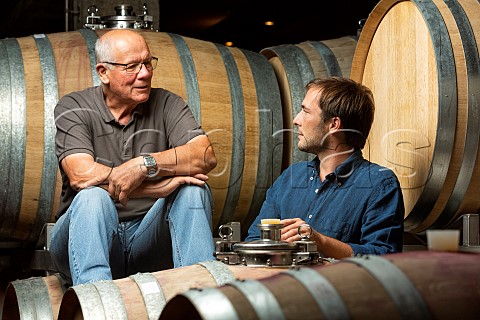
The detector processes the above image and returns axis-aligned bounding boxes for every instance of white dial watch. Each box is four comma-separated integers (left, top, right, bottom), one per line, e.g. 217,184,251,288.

143,155,157,178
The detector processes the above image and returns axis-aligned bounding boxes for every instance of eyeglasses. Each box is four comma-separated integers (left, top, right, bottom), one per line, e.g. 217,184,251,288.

102,57,158,74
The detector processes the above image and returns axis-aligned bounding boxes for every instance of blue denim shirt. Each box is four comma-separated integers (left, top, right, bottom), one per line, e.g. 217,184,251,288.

245,150,405,255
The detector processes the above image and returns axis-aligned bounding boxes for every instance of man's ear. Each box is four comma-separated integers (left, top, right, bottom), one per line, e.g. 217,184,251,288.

96,64,110,84
330,116,342,131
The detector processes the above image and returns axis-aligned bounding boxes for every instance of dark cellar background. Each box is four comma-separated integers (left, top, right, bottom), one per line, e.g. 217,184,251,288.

0,0,380,52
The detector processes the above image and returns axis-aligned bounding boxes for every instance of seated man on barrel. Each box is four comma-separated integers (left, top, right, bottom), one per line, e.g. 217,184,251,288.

50,29,217,286
246,77,404,259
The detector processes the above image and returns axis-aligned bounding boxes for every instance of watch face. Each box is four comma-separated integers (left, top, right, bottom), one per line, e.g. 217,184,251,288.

144,156,156,167
143,155,157,177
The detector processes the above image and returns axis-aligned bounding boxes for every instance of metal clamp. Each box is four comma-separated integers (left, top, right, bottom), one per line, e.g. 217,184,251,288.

298,223,313,240
218,224,234,241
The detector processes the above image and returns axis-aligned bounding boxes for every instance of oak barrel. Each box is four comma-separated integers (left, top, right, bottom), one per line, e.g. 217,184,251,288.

0,29,283,242
56,260,284,320
2,273,70,320
159,251,480,320
260,36,358,168
350,0,480,233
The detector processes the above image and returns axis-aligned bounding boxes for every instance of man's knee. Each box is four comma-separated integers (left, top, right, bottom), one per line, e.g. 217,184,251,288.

175,184,212,209
70,187,117,221
74,187,111,206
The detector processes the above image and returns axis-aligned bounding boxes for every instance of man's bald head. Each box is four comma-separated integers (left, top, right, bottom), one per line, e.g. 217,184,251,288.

95,29,149,64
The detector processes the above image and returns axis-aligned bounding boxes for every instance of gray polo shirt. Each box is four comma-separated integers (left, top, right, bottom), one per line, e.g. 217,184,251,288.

54,86,205,220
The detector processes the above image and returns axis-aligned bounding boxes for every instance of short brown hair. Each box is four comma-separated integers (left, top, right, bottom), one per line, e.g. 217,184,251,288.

306,77,375,149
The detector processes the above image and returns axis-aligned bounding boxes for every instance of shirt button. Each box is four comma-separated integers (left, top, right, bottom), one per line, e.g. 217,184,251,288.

315,189,319,193
308,215,313,219
310,177,314,181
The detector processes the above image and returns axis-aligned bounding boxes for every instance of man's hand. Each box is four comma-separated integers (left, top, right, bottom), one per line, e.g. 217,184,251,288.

132,173,209,199
107,157,147,205
64,141,214,207
280,217,354,259
280,218,310,242
79,157,147,206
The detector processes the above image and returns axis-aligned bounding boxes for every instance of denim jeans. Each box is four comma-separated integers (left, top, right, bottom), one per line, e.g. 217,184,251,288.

50,184,215,285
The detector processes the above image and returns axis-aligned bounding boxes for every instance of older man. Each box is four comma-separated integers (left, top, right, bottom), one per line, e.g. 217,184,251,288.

50,29,217,285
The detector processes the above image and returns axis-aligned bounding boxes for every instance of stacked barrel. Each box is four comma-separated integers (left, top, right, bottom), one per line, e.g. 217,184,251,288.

4,251,480,319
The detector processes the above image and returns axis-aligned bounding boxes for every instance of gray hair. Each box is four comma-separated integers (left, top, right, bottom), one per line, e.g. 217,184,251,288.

95,36,115,67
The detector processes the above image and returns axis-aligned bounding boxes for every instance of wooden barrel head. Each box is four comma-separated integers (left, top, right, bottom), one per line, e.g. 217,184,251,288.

351,0,480,232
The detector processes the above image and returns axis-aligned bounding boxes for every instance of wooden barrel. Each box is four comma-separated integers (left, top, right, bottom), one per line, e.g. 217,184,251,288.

260,36,358,168
159,251,480,320
2,273,70,320
0,29,283,243
56,260,285,319
350,0,480,233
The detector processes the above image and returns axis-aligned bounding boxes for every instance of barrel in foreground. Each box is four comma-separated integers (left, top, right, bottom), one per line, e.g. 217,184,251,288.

160,250,480,320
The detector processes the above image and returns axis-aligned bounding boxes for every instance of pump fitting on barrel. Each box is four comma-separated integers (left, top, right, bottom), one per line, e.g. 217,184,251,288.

215,222,324,267
84,3,154,30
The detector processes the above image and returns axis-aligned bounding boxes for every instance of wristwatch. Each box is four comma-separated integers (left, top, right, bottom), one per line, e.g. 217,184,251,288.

143,155,157,178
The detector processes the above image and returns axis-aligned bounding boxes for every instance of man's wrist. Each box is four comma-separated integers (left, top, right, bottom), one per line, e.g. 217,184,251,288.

142,155,158,178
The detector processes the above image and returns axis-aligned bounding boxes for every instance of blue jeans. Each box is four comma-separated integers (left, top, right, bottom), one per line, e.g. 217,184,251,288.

49,185,215,285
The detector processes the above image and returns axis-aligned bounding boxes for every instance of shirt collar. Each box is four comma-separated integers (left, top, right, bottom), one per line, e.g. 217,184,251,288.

309,149,364,184
94,86,145,124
